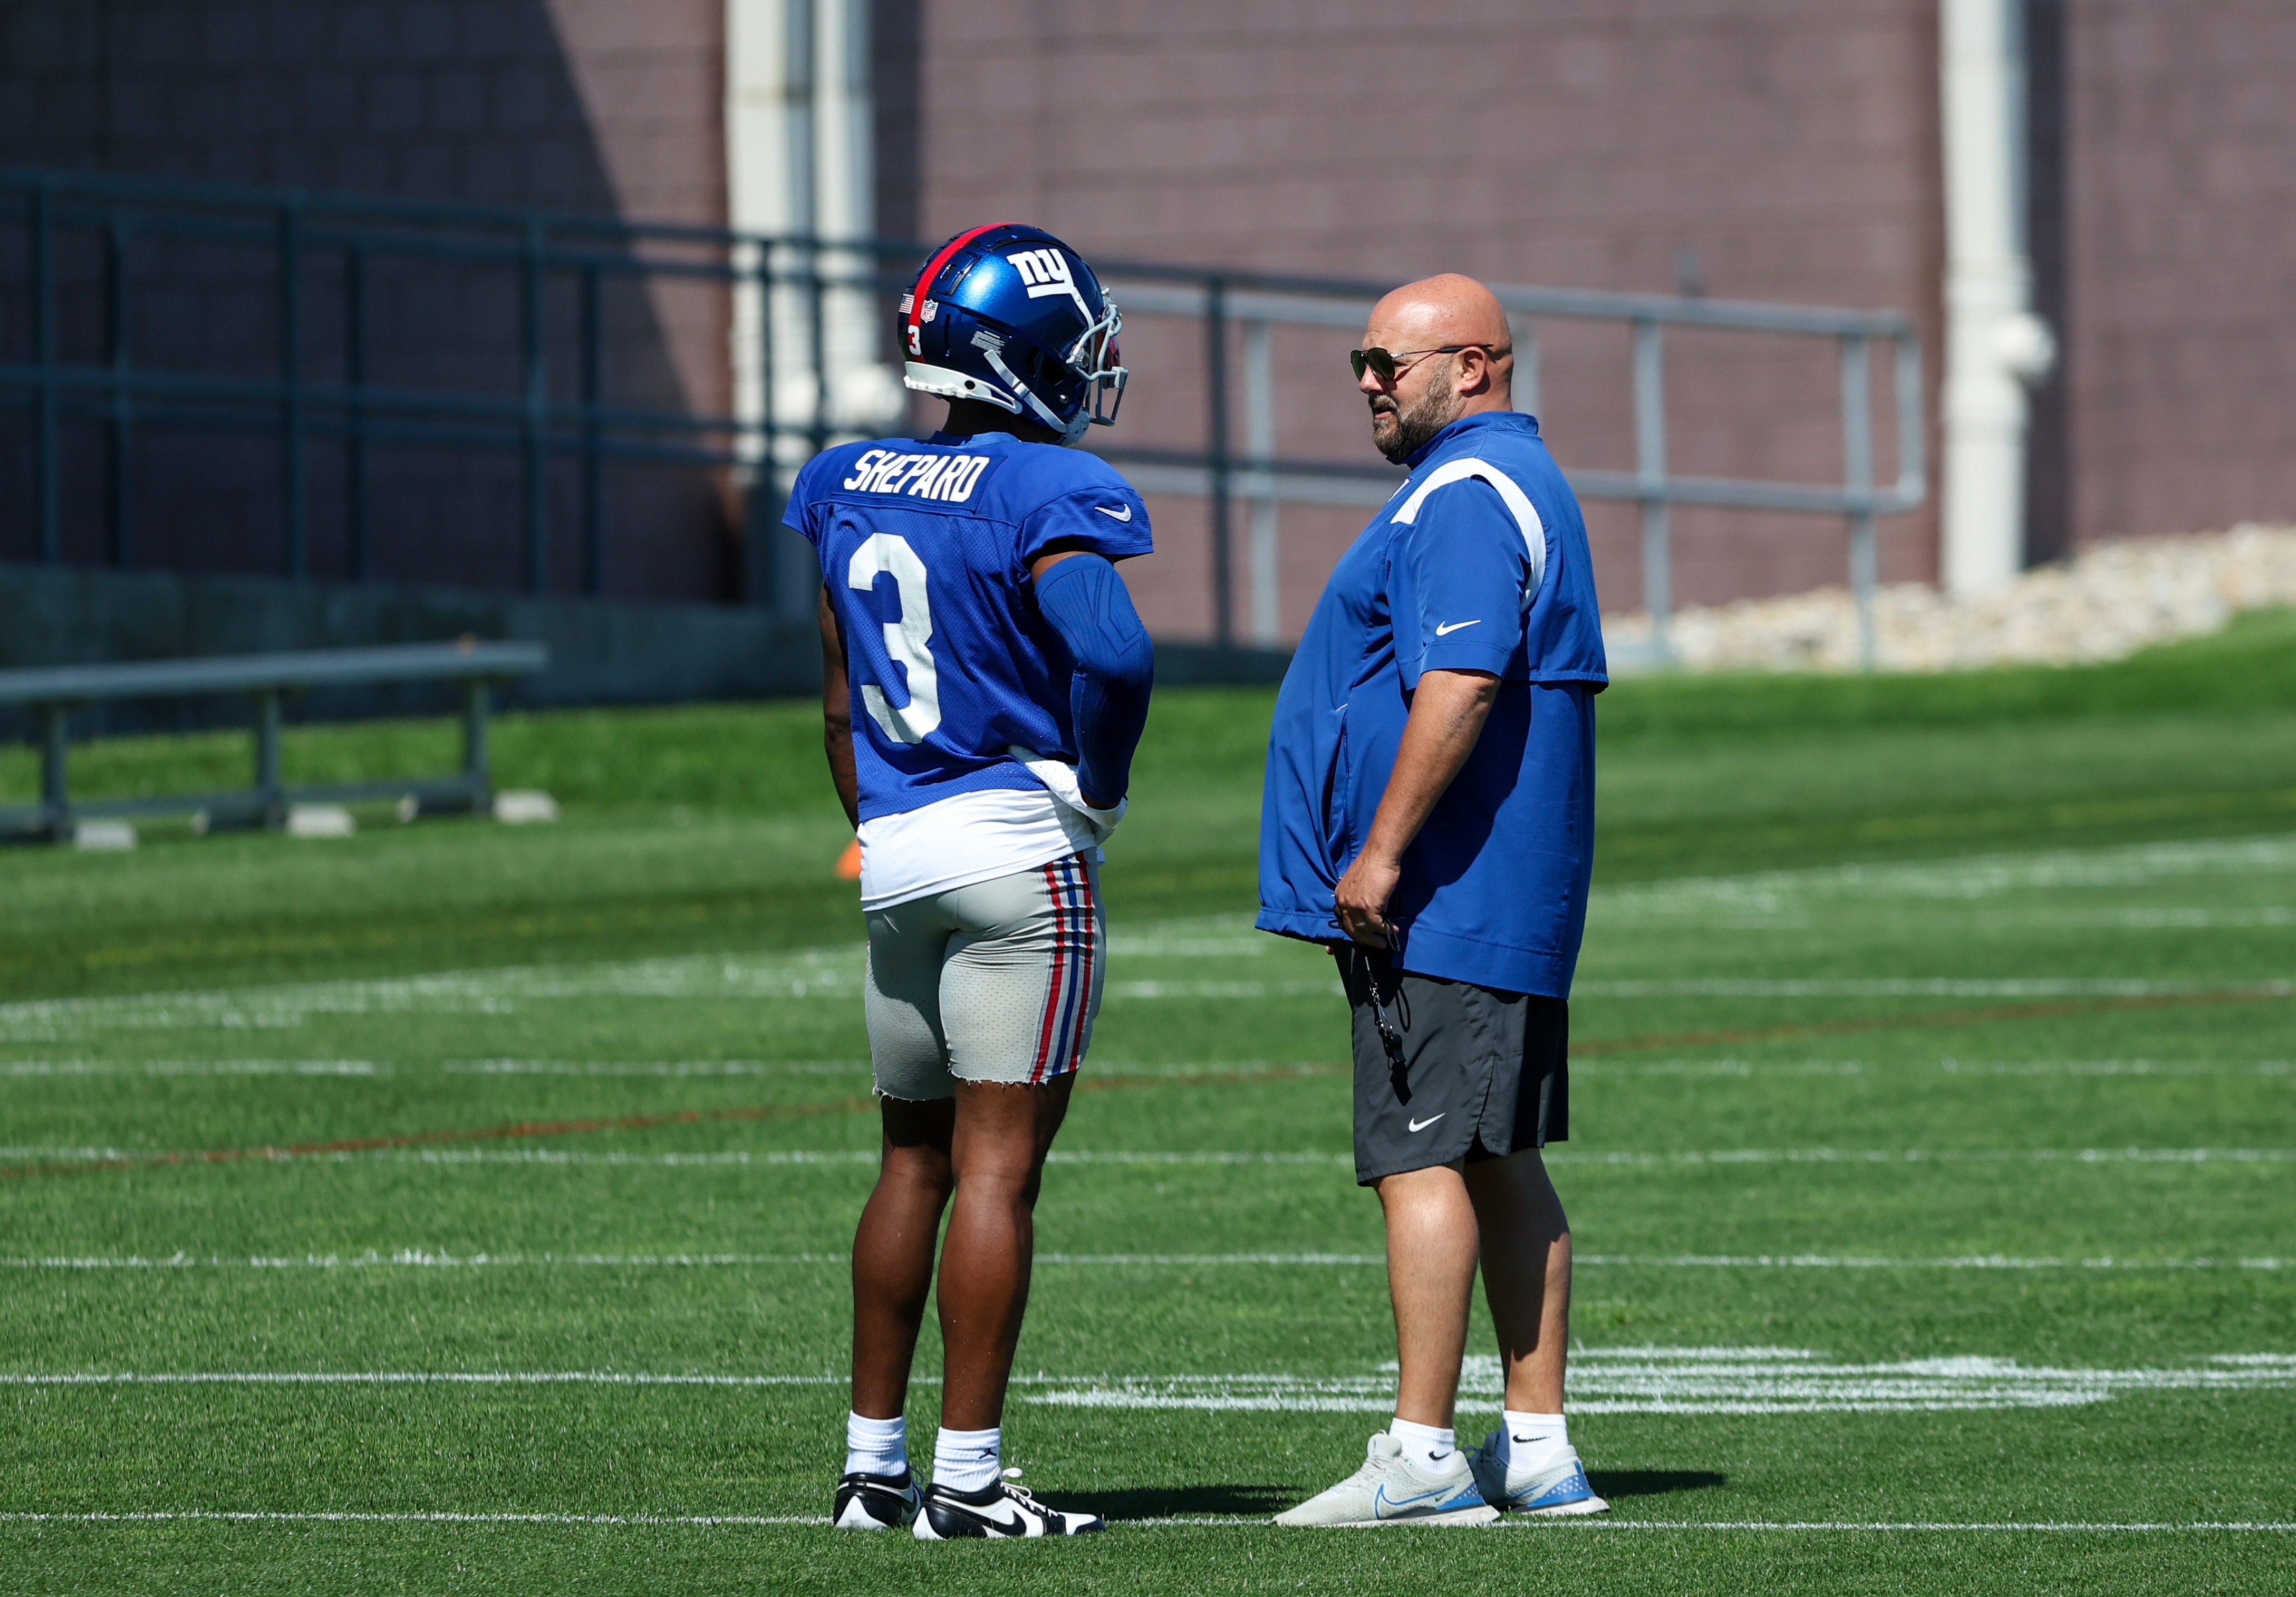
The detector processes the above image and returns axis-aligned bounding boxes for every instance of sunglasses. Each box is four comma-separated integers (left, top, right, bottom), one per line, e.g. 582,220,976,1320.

1348,343,1509,382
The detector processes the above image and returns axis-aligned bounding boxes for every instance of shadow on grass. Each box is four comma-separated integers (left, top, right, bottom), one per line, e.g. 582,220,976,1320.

1592,1470,1728,1500
1060,1485,1299,1520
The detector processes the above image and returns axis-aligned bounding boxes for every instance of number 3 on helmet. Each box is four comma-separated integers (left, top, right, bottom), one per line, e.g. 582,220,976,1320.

899,223,1127,446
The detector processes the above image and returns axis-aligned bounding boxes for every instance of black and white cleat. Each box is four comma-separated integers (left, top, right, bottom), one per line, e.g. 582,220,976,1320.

833,1468,923,1530
912,1474,1106,1539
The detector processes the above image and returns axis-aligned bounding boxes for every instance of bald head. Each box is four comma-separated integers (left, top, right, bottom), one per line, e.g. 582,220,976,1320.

1358,273,1514,463
1365,273,1512,359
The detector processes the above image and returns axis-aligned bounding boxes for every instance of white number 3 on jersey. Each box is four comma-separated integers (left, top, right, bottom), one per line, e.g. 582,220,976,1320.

846,533,942,743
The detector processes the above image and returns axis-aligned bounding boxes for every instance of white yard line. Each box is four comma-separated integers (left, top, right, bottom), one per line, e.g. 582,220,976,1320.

1572,978,2293,997
6,1349,2292,1418
0,1509,827,1526
9,1144,2282,1169
1031,1349,2296,1416
2,1250,2280,1272
0,1508,2289,1532
2,1061,381,1076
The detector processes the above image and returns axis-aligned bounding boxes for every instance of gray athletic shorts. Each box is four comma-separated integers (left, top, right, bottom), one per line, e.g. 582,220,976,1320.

863,853,1104,1101
1336,946,1568,1185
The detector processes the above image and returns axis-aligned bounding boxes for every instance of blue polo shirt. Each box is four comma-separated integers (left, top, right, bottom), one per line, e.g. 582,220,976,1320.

1255,411,1606,997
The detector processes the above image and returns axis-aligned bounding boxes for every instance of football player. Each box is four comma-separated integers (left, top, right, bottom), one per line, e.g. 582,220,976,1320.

789,224,1152,1540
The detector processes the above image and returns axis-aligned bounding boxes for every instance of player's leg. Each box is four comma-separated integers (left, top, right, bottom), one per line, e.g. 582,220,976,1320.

935,1071,1074,1431
851,1094,955,1421
912,855,1107,1538
1463,1148,1569,1414
837,899,961,1530
1275,951,1498,1527
1376,1162,1480,1429
1460,996,1606,1515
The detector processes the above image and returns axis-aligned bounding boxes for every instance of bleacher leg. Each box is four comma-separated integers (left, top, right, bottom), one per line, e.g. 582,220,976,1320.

462,678,493,816
254,690,285,829
38,703,70,843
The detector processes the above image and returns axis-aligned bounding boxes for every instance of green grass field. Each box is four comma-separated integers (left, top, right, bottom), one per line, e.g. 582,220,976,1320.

5,612,2295,1593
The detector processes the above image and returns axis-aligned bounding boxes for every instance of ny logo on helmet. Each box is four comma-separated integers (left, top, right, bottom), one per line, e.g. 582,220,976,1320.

1007,248,1093,321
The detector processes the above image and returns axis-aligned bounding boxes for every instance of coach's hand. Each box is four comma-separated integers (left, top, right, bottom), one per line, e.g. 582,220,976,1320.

1335,850,1403,948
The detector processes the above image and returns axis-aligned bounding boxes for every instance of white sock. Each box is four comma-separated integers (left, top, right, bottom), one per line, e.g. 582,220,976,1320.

844,1410,907,1478
932,1425,1002,1494
1502,1410,1569,1466
1387,1416,1456,1470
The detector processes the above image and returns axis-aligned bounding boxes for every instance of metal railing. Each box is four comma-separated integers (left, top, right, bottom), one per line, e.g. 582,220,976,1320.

1091,271,1926,665
4,167,1924,662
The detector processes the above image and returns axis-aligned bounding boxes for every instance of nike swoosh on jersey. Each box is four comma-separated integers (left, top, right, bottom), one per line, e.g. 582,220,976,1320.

1407,1113,1446,1133
1093,503,1133,522
1434,619,1481,635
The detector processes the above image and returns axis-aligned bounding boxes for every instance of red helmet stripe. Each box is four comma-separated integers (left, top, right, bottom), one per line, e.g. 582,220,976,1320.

906,222,1019,348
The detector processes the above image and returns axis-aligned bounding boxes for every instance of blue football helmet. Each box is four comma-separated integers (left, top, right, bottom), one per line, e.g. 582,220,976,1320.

899,222,1126,445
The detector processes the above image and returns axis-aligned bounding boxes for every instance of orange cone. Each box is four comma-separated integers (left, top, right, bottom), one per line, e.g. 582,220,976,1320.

835,837,863,880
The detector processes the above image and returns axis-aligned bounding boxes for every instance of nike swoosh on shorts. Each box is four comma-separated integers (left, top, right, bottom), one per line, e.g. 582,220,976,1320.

1094,504,1133,522
1434,619,1481,635
1407,1113,1445,1132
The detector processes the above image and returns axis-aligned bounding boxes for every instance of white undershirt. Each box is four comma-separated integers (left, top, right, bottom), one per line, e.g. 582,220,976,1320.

855,757,1126,911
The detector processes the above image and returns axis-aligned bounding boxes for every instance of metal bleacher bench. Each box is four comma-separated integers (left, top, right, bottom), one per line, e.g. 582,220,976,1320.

0,640,548,843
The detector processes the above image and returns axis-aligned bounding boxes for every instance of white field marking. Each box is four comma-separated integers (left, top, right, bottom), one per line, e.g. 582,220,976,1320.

0,950,875,1042
1546,1148,2296,1167
1132,1517,2296,1532
1574,1254,2287,1271
1571,977,2292,998
0,1250,2282,1272
0,1252,854,1269
441,1059,869,1076
0,1371,848,1387
1595,834,2296,921
2,1510,2289,1534
1585,1057,2295,1077
0,1510,829,1526
1105,979,1343,1000
11,1354,2296,1419
1029,1348,2296,1416
23,1145,2269,1175
2,1061,381,1076
1978,907,2296,930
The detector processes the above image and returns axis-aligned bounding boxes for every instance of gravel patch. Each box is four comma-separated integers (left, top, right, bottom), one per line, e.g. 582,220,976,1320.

1605,524,2296,673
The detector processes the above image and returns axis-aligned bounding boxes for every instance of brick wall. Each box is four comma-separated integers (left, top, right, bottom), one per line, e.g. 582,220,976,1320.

2060,0,2296,546
901,0,1947,638
0,0,735,601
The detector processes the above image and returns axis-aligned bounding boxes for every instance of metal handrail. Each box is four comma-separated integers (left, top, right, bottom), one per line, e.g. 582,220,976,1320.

4,166,1926,663
0,639,547,840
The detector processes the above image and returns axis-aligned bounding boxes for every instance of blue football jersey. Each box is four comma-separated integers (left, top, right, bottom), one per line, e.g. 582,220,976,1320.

786,430,1154,823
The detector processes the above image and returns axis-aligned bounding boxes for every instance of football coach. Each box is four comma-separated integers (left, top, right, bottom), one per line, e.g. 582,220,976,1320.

1258,274,1609,1527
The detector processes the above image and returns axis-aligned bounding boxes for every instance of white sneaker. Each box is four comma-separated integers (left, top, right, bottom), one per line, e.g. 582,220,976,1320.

1273,1432,1500,1527
1467,1432,1610,1516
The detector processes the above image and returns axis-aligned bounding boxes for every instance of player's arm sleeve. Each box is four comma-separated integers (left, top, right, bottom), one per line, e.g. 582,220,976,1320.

1034,553,1155,805
1395,479,1537,687
780,452,829,543
1017,483,1155,564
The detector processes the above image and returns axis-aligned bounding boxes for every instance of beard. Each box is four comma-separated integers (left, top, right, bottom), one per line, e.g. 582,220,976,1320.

1368,368,1464,465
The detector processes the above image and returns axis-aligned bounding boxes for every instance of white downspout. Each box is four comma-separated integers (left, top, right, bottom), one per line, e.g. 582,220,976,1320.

726,0,899,611
1940,0,2057,595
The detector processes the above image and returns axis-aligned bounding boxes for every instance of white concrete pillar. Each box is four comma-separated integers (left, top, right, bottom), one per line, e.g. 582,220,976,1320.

1940,0,2058,595
725,0,899,451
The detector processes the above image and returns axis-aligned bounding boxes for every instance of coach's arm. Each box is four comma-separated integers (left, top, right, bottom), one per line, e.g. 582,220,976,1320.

1333,668,1501,948
818,586,861,828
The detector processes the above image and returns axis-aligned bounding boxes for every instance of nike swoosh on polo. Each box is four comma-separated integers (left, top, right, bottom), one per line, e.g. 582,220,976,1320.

1434,619,1481,635
1093,504,1133,522
1407,1113,1445,1133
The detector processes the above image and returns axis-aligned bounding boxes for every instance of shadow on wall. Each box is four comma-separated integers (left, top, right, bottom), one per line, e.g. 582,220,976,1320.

0,0,734,603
